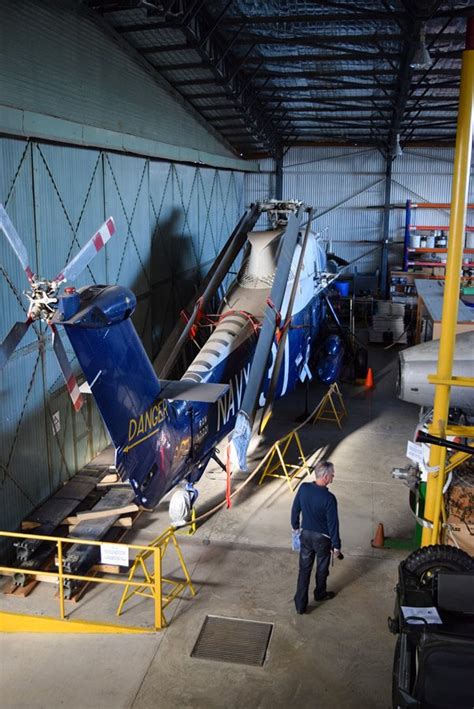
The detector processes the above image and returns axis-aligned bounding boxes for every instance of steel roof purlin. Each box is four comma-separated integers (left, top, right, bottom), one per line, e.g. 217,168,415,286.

85,0,470,157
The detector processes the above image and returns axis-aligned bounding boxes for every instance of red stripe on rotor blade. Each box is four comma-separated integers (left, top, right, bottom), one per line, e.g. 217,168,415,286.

106,218,115,236
25,266,34,281
93,232,104,251
66,374,83,411
66,374,76,394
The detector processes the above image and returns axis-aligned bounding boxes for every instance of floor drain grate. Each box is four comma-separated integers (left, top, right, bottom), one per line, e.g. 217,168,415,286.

191,615,273,667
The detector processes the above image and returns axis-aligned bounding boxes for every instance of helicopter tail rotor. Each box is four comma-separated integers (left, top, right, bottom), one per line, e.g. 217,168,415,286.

54,218,115,284
0,318,33,369
50,324,83,411
0,204,35,282
0,205,115,412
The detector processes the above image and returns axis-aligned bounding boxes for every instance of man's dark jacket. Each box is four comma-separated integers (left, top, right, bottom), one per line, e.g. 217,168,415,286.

291,482,341,549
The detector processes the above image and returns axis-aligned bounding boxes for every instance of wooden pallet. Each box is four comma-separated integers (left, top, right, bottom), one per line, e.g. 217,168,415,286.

4,471,141,600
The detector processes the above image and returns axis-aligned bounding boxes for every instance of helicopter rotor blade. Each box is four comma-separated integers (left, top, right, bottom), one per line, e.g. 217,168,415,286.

258,212,313,434
230,205,305,471
0,204,35,282
54,217,115,284
50,324,83,411
0,319,33,369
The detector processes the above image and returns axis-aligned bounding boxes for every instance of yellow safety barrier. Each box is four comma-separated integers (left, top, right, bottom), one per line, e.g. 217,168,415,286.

0,527,194,633
258,429,310,492
258,382,348,492
310,382,347,429
117,527,195,628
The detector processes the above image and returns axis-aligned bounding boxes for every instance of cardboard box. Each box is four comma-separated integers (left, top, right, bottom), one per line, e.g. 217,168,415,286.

444,470,474,556
444,515,474,556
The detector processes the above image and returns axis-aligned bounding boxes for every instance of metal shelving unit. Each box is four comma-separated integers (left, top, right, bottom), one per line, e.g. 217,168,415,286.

402,199,474,274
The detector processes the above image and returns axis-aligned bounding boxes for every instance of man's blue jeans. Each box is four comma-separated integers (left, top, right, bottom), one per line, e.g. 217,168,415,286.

294,530,332,612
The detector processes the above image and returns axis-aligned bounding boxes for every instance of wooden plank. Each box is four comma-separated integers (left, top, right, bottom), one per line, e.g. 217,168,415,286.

98,472,120,485
3,578,39,597
91,563,128,574
67,515,134,531
74,503,138,522
21,520,41,531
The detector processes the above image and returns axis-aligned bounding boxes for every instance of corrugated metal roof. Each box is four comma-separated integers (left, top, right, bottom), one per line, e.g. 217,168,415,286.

85,0,470,157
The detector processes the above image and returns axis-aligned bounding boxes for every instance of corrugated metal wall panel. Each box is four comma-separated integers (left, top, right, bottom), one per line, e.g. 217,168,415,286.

246,158,275,200
245,146,474,276
390,149,474,246
0,349,50,530
0,141,38,351
33,143,108,297
277,147,383,272
245,157,275,231
284,146,383,173
0,135,244,532
104,153,151,292
0,0,255,171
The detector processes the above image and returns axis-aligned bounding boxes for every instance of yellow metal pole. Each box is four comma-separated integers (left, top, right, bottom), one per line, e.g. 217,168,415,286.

153,548,162,631
430,446,447,545
58,539,65,620
421,20,474,546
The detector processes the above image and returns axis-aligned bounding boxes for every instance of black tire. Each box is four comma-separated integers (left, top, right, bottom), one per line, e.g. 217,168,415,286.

405,544,474,586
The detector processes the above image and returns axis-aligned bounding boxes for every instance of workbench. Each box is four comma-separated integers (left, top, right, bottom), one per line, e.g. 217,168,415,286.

415,279,474,343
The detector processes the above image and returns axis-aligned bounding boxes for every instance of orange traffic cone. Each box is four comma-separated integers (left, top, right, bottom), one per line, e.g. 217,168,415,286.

364,367,374,389
371,523,385,548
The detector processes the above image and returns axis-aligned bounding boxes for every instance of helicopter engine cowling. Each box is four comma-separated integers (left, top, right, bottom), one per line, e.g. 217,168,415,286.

397,331,474,412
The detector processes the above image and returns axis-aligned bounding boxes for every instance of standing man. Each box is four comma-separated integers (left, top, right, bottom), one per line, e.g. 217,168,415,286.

291,460,341,614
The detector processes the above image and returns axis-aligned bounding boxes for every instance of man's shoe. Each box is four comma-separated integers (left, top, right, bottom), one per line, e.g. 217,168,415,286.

314,591,336,602
296,608,306,615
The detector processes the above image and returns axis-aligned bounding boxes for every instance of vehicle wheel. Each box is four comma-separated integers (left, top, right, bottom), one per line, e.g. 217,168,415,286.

404,544,474,587
353,346,368,379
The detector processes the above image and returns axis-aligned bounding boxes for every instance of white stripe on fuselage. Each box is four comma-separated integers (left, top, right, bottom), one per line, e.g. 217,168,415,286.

258,335,290,407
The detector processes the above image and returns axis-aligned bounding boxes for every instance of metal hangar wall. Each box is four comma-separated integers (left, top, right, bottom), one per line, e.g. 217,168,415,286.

245,146,474,275
0,0,254,532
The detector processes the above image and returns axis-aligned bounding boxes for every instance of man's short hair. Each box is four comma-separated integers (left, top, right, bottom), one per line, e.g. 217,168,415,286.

313,461,334,480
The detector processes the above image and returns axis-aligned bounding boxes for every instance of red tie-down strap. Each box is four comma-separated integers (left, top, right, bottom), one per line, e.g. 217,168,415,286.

275,317,292,344
266,298,282,328
226,444,232,509
216,309,261,335
180,297,204,340
266,298,290,344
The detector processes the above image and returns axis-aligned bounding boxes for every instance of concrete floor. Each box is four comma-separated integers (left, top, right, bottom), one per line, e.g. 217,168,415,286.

0,345,419,709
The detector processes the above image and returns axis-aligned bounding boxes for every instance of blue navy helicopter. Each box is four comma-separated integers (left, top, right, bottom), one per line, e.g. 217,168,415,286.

0,201,347,512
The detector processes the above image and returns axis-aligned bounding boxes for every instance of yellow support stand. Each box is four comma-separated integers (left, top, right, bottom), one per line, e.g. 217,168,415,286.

310,382,347,429
116,527,195,630
258,429,310,492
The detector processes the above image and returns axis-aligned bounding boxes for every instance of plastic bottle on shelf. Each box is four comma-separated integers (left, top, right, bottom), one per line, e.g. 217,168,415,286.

437,230,447,248
426,233,435,248
410,233,421,248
